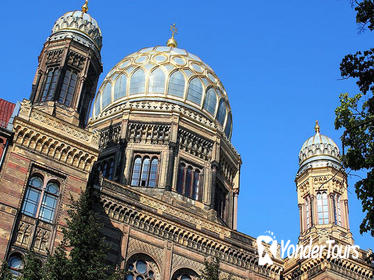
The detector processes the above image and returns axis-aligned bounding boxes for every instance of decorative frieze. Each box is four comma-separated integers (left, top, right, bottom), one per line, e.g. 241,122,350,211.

177,128,213,161
46,49,64,65
127,122,170,145
67,51,86,70
99,124,122,149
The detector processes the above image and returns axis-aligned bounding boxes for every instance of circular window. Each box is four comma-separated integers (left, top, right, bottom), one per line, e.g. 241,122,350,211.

172,268,199,280
8,254,24,277
126,254,160,280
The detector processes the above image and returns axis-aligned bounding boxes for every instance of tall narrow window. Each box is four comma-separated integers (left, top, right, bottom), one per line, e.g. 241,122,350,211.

114,74,127,100
21,176,43,217
224,113,232,138
215,184,227,221
130,69,145,95
203,88,217,115
187,78,203,105
148,68,165,94
41,68,60,102
168,71,185,97
131,157,142,186
176,161,203,201
333,194,342,226
216,99,227,126
21,174,60,224
101,83,112,109
130,155,160,187
59,69,78,106
149,158,159,187
317,192,329,225
305,196,311,229
39,182,59,223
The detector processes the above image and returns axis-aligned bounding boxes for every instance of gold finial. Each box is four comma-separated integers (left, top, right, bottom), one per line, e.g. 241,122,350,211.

315,120,320,133
167,24,178,48
82,0,88,13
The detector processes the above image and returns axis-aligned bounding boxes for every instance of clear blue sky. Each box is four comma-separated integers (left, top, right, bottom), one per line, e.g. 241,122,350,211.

1,0,373,250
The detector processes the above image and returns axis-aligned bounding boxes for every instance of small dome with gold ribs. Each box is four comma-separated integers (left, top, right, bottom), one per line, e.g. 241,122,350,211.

49,1,102,51
92,45,233,139
299,121,340,167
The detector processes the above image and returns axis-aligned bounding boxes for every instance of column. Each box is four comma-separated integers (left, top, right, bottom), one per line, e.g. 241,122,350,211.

233,190,239,230
164,142,177,191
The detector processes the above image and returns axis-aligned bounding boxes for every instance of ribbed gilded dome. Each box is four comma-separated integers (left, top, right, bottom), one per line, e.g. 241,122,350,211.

92,46,233,139
50,11,102,51
299,121,340,167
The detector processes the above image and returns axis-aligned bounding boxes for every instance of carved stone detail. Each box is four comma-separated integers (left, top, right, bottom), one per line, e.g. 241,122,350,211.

177,128,213,160
99,124,122,149
127,122,170,145
15,222,33,248
46,49,64,65
67,51,86,70
127,237,164,269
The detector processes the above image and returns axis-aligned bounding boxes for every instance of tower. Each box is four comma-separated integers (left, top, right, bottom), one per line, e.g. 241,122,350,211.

296,121,353,246
29,1,102,127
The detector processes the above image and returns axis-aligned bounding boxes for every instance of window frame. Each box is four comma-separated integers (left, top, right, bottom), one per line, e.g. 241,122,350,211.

130,153,160,188
317,192,329,225
176,160,203,202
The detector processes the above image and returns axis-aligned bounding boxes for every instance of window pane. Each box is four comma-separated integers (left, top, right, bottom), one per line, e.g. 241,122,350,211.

168,71,185,97
148,158,158,187
22,188,41,217
177,163,185,194
46,182,59,195
114,74,127,100
216,100,227,126
185,167,193,198
149,68,165,94
203,88,217,115
131,157,142,186
187,78,203,105
224,113,232,138
30,177,43,189
140,158,150,186
192,170,200,201
102,83,112,109
39,193,58,223
130,69,145,95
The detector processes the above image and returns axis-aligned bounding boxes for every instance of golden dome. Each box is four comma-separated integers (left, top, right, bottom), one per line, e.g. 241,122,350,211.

92,46,233,139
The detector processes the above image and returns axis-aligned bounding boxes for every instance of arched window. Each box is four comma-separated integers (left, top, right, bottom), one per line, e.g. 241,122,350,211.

317,192,329,225
21,176,43,217
131,157,142,186
39,182,59,223
168,71,185,97
224,113,232,138
99,158,115,180
172,268,199,280
41,68,60,102
333,194,342,226
114,74,127,100
149,158,159,187
126,254,160,280
187,78,203,105
101,83,112,109
131,155,159,187
140,158,151,187
59,69,78,106
216,99,227,126
176,162,203,201
93,95,100,117
203,88,217,115
130,69,145,95
21,175,60,223
148,68,165,94
8,254,24,277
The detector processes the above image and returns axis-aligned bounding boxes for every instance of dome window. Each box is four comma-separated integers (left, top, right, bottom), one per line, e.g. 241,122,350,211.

135,55,148,64
101,83,112,109
168,71,185,97
203,88,217,115
216,99,227,126
114,74,127,100
224,113,232,138
172,57,186,66
148,67,165,94
130,69,145,95
187,78,203,105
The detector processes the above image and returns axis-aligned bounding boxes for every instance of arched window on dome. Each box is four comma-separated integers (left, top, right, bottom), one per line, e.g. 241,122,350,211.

203,88,217,115
168,70,185,97
148,67,165,94
114,74,127,100
130,68,145,95
101,83,112,109
216,99,227,126
187,78,203,105
317,192,329,225
93,95,100,117
224,113,232,138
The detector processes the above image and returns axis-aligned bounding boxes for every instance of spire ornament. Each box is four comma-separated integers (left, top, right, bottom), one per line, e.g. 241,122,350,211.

315,120,320,133
167,24,178,48
82,0,89,13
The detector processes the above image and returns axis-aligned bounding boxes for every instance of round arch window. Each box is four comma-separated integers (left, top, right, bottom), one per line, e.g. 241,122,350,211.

172,268,199,280
8,253,24,277
126,254,160,280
